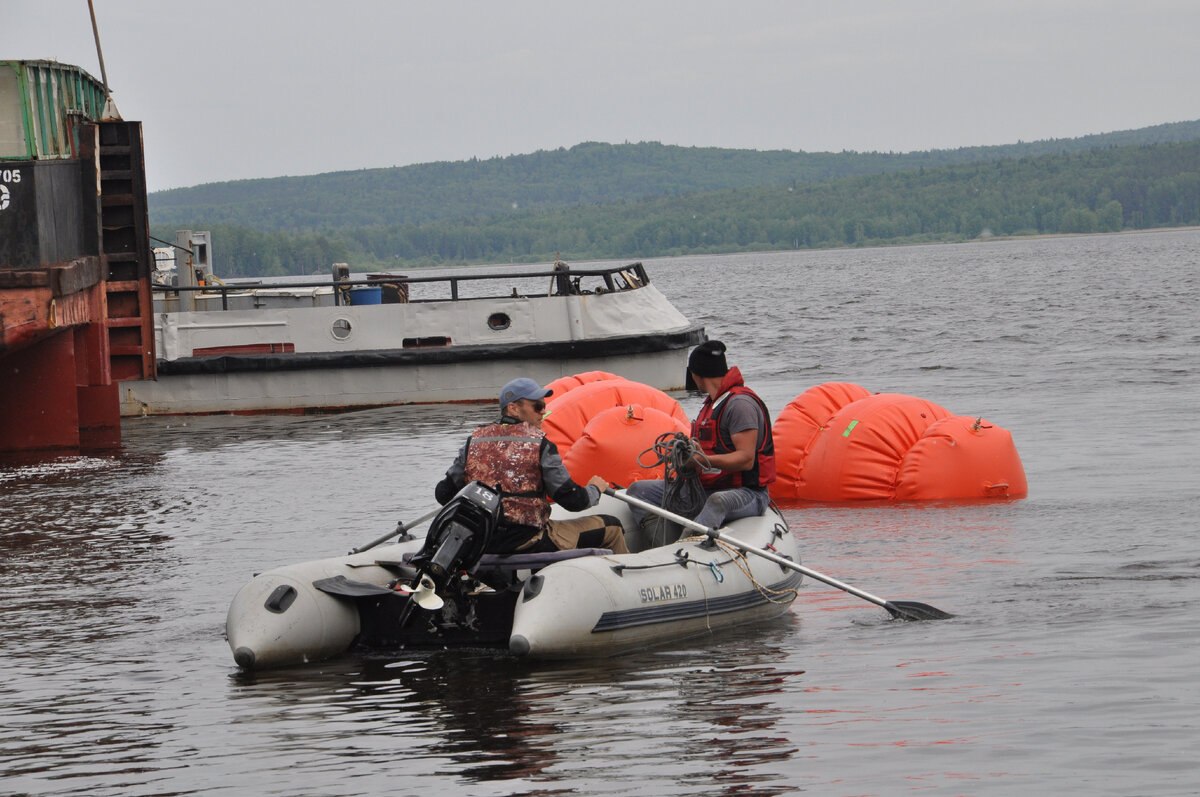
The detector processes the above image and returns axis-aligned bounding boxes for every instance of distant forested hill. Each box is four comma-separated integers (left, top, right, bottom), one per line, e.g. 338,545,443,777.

152,138,1200,277
149,120,1200,233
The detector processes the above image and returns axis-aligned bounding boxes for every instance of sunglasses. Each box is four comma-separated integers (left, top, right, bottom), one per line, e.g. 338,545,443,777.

526,400,546,413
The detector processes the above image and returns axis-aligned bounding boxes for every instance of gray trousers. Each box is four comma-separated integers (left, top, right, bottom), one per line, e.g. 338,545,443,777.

625,479,770,547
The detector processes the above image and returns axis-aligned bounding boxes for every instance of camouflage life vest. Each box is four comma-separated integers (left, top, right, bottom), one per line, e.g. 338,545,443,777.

464,421,550,528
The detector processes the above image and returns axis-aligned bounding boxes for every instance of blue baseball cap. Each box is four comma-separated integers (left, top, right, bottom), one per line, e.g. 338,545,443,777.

499,378,553,407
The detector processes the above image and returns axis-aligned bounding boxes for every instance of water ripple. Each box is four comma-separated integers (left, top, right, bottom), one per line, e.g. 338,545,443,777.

3,232,1199,796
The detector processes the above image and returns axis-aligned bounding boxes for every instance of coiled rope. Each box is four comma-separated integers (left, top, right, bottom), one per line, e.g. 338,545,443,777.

636,432,708,520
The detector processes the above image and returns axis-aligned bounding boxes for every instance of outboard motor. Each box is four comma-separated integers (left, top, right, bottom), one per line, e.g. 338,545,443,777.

406,481,501,598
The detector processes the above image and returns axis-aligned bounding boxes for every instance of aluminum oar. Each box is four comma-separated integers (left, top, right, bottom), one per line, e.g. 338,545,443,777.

347,506,440,554
605,488,953,622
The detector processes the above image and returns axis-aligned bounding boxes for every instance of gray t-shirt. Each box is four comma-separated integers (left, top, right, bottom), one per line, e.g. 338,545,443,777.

713,392,766,449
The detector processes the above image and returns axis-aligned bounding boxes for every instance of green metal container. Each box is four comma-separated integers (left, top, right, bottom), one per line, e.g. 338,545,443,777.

0,60,106,160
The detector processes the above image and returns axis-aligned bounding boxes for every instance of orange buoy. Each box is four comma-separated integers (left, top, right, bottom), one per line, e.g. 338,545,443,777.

561,404,690,487
543,371,622,398
543,378,689,454
770,384,1026,501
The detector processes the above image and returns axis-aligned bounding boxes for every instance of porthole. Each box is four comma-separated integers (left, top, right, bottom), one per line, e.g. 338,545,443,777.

487,312,511,331
331,317,353,341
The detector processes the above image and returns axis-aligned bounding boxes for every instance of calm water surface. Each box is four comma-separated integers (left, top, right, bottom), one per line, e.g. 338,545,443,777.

2,230,1198,796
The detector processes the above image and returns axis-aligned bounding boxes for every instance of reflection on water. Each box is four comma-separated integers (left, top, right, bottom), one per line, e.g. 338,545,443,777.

222,622,806,796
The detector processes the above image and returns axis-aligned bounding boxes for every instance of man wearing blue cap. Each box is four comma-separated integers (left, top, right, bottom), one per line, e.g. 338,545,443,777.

435,377,629,555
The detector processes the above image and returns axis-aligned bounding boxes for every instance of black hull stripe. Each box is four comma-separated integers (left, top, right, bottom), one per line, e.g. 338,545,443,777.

590,572,802,633
158,326,707,376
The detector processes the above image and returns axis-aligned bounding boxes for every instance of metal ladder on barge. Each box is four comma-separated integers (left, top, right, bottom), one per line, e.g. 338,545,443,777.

81,121,157,385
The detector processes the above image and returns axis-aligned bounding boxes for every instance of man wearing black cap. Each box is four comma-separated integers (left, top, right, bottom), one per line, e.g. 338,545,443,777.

435,377,629,555
627,340,776,544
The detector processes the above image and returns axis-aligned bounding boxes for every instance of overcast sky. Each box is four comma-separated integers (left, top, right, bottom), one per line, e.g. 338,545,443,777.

5,1,1197,193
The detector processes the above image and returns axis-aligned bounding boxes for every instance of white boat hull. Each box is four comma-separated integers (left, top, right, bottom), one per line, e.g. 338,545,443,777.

123,345,694,415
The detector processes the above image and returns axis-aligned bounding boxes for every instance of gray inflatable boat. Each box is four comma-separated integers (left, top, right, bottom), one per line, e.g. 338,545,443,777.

225,488,802,670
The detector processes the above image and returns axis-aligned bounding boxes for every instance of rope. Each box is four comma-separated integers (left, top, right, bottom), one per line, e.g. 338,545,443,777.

636,433,708,520
150,235,192,252
675,534,800,606
609,548,738,574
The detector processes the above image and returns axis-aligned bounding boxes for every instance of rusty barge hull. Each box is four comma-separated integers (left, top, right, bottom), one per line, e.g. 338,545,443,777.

0,257,116,452
0,60,154,456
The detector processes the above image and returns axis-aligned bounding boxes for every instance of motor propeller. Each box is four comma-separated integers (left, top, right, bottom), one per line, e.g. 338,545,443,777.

396,575,445,611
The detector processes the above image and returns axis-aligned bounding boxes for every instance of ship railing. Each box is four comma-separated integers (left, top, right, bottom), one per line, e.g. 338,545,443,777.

150,262,650,311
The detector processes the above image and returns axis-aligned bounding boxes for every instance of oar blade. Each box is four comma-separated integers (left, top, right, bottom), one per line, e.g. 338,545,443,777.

883,600,954,621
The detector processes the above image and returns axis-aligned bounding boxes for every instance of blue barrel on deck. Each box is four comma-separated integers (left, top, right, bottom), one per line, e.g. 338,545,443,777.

348,286,382,305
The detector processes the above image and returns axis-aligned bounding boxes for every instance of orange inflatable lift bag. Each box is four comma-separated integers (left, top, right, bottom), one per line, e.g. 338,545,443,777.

561,404,690,487
798,392,953,500
543,370,621,399
773,382,872,496
894,415,1028,500
771,383,1027,502
542,379,690,454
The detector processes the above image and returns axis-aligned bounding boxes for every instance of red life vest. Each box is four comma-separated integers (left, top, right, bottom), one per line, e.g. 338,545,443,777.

464,421,550,528
691,368,777,490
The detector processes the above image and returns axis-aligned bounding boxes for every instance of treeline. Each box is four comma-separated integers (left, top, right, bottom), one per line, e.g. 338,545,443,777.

151,141,1200,276
149,121,1200,233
